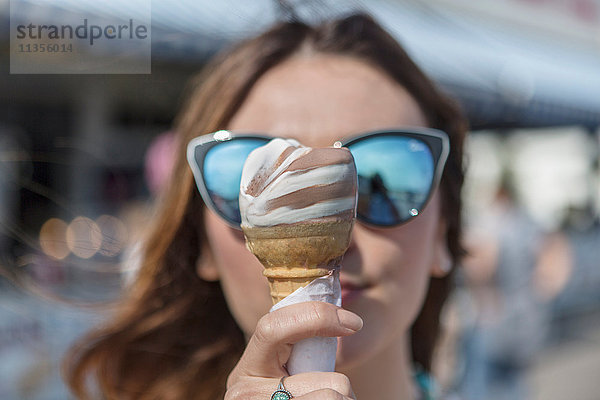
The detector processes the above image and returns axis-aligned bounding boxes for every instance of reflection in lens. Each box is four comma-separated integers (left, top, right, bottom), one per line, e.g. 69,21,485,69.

203,139,266,223
349,136,434,225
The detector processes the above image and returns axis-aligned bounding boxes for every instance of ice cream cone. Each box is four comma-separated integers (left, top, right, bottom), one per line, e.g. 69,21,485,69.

238,138,358,374
243,220,353,304
239,138,357,303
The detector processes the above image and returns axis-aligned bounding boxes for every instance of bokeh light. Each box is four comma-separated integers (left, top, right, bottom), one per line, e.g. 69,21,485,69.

65,216,102,259
96,214,128,257
39,218,70,260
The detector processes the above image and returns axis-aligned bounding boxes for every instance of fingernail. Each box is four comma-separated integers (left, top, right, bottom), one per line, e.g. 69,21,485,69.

337,309,363,331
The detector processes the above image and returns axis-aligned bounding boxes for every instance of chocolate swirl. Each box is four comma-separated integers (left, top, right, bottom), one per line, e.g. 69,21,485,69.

239,138,358,227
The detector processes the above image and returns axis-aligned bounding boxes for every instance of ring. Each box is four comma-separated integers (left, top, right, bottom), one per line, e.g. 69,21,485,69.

271,376,293,400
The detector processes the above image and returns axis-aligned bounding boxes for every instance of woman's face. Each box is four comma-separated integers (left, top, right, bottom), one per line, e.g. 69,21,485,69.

201,54,449,369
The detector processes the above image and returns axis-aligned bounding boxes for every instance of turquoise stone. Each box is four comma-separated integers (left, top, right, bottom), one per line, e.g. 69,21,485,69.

271,390,292,400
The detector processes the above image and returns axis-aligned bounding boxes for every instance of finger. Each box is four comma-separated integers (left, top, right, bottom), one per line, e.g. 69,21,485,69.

286,372,355,398
294,388,354,400
229,302,362,380
226,373,355,399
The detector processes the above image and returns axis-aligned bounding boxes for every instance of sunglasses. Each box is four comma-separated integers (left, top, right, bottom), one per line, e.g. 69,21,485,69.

187,128,449,229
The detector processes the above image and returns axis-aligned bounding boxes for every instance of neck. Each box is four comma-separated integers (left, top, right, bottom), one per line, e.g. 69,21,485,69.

341,333,417,400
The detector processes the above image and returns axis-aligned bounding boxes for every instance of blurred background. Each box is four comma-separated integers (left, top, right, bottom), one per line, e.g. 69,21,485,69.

1,0,599,399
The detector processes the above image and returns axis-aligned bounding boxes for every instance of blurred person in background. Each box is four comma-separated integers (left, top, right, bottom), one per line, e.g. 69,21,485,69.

63,12,467,400
458,173,553,400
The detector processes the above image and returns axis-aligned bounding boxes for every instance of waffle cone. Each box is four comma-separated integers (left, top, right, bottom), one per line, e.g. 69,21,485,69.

243,220,353,304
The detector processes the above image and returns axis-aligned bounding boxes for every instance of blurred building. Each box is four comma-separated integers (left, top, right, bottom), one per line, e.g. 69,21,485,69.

0,1,599,399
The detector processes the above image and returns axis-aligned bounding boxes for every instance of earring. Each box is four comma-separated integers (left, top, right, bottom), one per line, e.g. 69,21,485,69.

432,245,452,277
440,257,452,274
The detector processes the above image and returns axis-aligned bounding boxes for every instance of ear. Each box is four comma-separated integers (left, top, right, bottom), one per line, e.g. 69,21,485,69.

196,242,220,282
430,219,452,278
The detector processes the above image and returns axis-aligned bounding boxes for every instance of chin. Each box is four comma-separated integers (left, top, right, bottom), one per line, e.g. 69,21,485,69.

334,311,389,372
335,334,372,371
335,291,413,373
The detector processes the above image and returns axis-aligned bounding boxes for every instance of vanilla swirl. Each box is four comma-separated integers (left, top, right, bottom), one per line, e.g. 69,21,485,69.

239,138,357,227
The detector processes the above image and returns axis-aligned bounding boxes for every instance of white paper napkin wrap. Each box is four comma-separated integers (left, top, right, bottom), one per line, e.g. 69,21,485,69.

269,269,342,375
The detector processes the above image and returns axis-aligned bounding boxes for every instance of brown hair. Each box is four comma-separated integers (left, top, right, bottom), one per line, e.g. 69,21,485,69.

64,12,467,399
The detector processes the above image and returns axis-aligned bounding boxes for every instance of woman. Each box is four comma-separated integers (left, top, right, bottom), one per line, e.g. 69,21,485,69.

65,12,466,400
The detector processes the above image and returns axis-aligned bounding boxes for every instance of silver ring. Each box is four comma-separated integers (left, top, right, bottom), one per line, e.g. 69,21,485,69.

271,376,293,399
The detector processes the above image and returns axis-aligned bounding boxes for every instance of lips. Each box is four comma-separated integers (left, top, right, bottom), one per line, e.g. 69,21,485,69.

340,279,366,305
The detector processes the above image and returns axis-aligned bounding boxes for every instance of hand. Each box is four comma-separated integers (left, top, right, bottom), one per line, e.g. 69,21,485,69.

225,301,363,399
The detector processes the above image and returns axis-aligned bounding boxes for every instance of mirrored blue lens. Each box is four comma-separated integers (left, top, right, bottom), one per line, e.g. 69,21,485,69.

203,139,266,223
348,136,434,225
